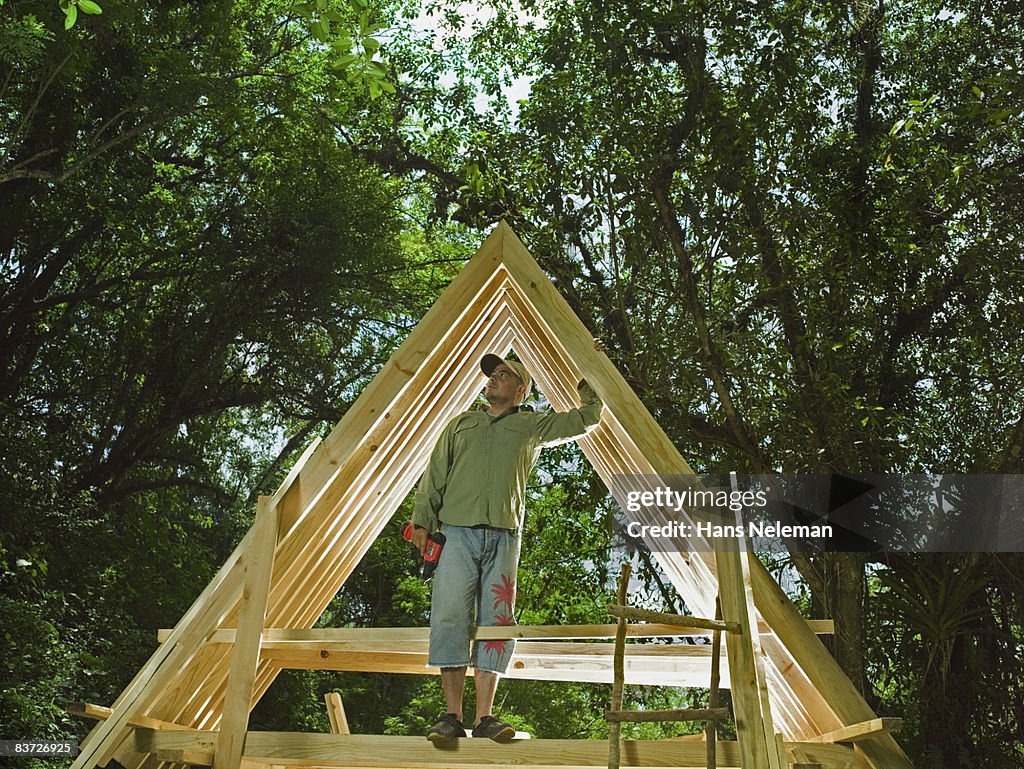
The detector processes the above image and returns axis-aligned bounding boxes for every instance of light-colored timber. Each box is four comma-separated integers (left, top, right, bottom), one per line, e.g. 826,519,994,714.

74,222,908,769
133,729,858,769
245,640,733,688
215,498,279,769
604,709,730,723
498,225,910,768
803,718,903,744
324,693,349,735
156,619,833,644
66,702,191,731
605,605,738,634
715,514,783,769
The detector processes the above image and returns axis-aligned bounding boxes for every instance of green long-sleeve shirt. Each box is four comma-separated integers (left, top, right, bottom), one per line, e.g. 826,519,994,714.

412,382,603,533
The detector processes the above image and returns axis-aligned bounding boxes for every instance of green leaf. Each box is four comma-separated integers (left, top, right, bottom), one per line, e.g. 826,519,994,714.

63,3,77,28
312,19,331,41
333,53,358,69
78,0,102,14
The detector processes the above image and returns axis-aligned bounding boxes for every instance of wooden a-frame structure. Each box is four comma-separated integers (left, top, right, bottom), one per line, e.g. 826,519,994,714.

70,222,912,769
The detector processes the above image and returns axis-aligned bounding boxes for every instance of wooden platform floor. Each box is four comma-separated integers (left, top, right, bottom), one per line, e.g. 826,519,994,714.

134,728,856,769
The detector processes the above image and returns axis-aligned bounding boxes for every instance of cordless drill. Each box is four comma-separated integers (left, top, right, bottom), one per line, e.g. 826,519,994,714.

402,522,446,580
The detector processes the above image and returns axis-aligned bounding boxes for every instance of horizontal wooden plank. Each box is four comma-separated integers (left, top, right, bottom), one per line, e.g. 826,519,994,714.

604,709,730,723
156,620,833,645
261,640,731,688
804,718,904,744
606,605,740,634
134,729,857,769
259,640,722,657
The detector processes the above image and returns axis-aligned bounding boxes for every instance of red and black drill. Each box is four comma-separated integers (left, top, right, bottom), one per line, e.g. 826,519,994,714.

402,522,446,580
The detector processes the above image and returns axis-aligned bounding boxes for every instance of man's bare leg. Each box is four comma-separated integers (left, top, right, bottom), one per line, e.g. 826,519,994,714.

440,666,467,722
473,670,499,726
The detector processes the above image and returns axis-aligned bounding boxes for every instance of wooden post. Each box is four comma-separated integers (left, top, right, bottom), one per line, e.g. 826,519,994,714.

324,693,350,735
715,518,784,769
707,597,722,769
213,497,279,769
607,563,631,769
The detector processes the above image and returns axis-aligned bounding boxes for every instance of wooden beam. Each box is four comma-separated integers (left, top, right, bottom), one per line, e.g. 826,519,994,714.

606,604,738,634
262,640,730,687
156,621,833,644
133,729,858,769
324,693,349,735
66,702,191,731
501,226,822,730
114,235,511,753
605,709,730,723
803,718,903,744
716,533,783,769
159,623,704,644
75,434,326,769
214,499,279,769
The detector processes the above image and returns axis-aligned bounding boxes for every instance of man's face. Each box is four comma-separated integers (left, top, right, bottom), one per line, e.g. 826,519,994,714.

484,363,526,406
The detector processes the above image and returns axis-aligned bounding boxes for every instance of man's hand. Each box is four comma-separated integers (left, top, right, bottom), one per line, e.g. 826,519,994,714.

593,338,607,353
411,524,430,556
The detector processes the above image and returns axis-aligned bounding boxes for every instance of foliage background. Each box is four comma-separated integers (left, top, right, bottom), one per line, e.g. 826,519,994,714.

1,1,1021,768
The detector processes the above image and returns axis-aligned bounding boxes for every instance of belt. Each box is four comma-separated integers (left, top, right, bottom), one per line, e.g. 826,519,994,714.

469,523,517,534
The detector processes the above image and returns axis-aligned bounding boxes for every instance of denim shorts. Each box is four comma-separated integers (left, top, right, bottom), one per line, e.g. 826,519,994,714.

428,523,521,674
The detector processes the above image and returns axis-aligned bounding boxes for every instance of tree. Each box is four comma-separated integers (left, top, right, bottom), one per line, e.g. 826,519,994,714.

348,0,1023,763
0,0,428,752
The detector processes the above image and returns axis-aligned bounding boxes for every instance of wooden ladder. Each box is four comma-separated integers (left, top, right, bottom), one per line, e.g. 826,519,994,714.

606,535,789,769
605,563,731,769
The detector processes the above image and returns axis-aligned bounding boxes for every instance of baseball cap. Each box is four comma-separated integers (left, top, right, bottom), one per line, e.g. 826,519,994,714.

480,353,532,399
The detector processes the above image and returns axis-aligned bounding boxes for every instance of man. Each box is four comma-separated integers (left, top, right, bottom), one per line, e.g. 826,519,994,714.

410,349,604,742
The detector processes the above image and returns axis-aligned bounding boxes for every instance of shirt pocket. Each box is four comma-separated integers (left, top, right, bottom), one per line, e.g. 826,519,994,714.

498,418,533,453
450,419,479,456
